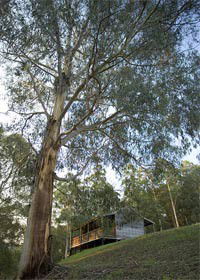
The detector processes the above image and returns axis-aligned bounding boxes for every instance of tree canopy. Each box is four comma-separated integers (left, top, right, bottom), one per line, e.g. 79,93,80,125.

1,0,199,173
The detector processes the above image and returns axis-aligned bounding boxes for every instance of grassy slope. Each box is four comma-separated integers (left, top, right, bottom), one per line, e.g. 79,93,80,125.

61,224,200,280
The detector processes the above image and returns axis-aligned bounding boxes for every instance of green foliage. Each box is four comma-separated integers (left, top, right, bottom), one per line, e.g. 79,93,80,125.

122,165,168,230
0,127,35,196
52,166,120,262
122,161,200,231
51,226,67,263
0,243,14,278
0,127,35,219
0,243,21,279
54,165,120,228
177,162,200,225
0,198,24,245
0,195,24,279
0,128,34,277
84,165,120,216
0,0,199,172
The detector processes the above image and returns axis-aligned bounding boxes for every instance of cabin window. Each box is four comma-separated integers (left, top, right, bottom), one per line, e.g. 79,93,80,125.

72,229,80,238
89,219,100,231
81,224,88,234
103,215,115,235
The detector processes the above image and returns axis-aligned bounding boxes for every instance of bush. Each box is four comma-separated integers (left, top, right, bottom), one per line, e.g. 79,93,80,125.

0,242,21,279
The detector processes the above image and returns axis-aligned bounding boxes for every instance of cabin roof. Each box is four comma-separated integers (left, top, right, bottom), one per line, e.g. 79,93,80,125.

71,207,154,231
144,217,154,226
71,213,115,231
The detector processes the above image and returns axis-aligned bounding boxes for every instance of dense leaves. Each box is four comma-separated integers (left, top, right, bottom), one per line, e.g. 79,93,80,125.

0,0,199,172
0,126,35,209
177,161,200,224
122,161,200,230
0,127,34,249
54,165,120,228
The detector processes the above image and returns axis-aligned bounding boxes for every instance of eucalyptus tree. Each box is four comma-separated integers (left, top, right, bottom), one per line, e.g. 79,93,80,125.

0,0,200,278
153,158,181,228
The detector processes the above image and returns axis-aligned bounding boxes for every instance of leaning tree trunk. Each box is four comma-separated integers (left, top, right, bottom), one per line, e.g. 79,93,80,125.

18,79,67,279
166,183,179,228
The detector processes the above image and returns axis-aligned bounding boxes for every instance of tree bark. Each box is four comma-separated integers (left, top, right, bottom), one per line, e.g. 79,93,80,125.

167,183,179,228
64,224,71,258
18,120,60,278
18,78,67,279
151,188,162,231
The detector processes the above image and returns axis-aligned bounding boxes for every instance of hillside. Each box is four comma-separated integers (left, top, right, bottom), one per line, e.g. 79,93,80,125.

60,224,199,280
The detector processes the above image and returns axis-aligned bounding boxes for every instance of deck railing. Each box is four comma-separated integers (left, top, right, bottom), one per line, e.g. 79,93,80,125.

71,228,104,248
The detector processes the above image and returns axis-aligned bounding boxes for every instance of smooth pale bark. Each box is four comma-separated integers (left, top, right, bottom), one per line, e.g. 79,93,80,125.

151,188,163,231
167,183,179,228
18,79,67,279
64,224,71,258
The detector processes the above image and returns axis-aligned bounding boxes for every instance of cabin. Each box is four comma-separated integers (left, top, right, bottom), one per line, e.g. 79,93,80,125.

66,207,154,255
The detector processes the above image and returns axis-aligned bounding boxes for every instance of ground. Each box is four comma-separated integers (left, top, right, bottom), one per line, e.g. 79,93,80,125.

59,224,199,280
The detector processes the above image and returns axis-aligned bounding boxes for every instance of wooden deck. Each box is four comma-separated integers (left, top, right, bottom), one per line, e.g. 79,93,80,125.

72,228,103,248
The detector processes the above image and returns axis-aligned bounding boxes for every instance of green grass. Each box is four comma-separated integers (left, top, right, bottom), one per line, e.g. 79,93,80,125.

60,224,200,280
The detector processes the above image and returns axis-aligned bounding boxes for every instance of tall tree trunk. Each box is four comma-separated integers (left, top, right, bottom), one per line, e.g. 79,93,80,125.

18,79,67,279
151,188,162,231
18,120,60,279
167,183,179,228
64,224,71,258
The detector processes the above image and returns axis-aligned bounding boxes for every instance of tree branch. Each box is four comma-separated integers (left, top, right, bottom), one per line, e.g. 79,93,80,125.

9,110,47,116
93,1,161,75
2,51,57,77
27,70,50,118
100,130,139,164
58,78,88,122
64,16,90,72
59,110,122,145
21,113,46,135
54,143,107,182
